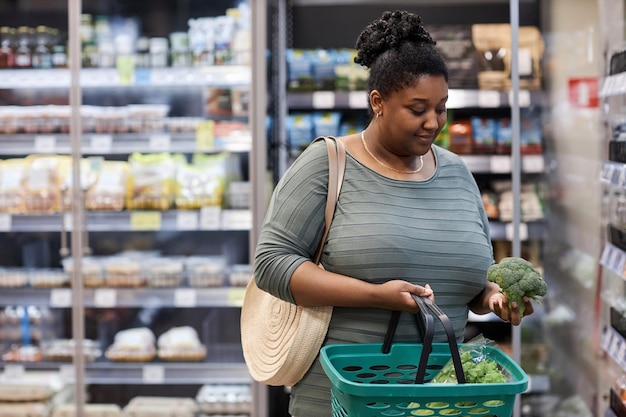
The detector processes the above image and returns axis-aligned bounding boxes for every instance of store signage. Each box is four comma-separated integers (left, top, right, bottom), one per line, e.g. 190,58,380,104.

568,77,599,108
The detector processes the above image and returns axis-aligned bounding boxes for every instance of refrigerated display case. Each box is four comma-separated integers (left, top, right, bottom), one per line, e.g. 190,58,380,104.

0,0,269,416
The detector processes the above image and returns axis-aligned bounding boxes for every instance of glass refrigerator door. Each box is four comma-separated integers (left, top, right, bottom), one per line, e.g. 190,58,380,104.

0,1,266,415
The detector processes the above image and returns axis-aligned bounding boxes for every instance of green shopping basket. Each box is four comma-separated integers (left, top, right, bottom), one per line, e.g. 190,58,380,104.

320,295,529,417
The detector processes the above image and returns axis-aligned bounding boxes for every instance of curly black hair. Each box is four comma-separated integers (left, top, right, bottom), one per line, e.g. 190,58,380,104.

355,10,448,97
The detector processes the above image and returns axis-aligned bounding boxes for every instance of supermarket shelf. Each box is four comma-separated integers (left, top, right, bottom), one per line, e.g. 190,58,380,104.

0,66,251,89
602,325,626,373
286,89,544,110
0,361,251,385
0,210,251,232
461,154,544,174
0,133,251,155
488,220,546,241
0,286,247,308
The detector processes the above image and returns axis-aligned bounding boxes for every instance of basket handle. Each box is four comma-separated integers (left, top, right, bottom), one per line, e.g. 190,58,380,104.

382,295,466,384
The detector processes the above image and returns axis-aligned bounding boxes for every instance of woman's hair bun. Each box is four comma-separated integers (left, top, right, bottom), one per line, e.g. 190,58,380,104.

355,10,436,68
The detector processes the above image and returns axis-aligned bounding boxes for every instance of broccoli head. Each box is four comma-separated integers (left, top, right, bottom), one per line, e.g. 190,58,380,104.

487,257,547,317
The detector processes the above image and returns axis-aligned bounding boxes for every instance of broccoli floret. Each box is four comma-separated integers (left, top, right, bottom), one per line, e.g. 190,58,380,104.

487,257,547,316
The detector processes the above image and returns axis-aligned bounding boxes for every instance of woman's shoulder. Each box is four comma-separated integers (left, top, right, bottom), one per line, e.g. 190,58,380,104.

433,145,471,172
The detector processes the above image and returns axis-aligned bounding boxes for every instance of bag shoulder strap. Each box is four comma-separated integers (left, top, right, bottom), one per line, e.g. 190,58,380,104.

312,136,346,264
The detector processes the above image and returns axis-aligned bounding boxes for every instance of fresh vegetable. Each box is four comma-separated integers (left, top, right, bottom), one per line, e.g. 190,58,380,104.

487,256,547,316
431,351,508,384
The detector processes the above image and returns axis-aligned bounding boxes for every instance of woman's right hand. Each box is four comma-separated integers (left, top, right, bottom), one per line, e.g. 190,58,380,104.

375,280,434,312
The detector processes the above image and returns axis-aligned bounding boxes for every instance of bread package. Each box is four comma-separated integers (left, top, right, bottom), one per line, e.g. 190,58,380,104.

157,326,207,362
105,327,156,362
126,153,176,211
86,161,128,211
0,159,27,213
22,155,66,213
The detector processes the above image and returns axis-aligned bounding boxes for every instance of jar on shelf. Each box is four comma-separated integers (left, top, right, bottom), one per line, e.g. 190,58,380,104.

32,26,52,69
15,26,33,68
169,32,191,68
0,26,17,69
149,37,169,68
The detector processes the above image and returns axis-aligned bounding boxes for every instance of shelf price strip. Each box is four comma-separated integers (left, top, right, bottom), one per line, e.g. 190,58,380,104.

600,243,626,278
602,326,626,372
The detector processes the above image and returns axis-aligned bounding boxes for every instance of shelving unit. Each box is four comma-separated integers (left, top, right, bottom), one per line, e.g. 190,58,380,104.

0,0,268,416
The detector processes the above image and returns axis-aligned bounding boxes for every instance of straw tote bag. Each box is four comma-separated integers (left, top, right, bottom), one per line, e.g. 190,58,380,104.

241,136,346,386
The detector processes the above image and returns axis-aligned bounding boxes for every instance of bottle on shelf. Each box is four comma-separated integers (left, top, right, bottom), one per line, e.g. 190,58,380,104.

32,26,53,69
50,29,67,68
14,26,33,68
0,26,16,68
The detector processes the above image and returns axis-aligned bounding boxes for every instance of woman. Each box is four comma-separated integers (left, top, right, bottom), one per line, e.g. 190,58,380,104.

254,10,535,417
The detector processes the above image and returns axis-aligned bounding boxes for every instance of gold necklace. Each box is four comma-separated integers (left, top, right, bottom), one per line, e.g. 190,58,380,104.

361,131,424,174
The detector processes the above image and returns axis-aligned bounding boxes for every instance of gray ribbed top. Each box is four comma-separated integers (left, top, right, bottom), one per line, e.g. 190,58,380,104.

253,140,494,417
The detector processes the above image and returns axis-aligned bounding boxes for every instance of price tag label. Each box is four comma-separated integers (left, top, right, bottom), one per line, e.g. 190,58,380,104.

94,288,117,308
0,214,12,231
200,206,221,230
505,222,529,241
4,364,24,380
228,288,246,307
64,213,73,231
478,90,500,108
142,365,165,383
522,156,544,173
50,288,72,307
174,289,197,307
90,135,113,154
176,211,199,230
34,135,57,153
149,134,171,152
490,155,511,173
59,364,75,383
348,91,368,109
312,91,335,109
509,90,531,107
600,244,613,266
130,211,162,231
196,120,216,151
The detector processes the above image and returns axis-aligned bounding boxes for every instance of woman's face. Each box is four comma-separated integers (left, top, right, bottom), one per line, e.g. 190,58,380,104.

377,74,448,156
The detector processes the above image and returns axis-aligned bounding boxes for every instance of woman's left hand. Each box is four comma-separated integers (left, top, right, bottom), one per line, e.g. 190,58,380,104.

488,293,534,326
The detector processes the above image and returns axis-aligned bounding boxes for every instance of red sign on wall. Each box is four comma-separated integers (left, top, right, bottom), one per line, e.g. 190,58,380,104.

568,77,599,108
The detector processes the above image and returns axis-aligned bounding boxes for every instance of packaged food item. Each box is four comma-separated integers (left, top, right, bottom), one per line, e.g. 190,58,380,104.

105,327,156,362
0,159,26,213
146,257,185,287
196,384,252,415
471,24,509,90
61,256,104,288
0,402,50,417
176,153,227,209
60,158,99,211
0,267,29,287
313,112,342,138
2,344,42,362
29,269,69,288
287,113,314,155
126,153,176,211
157,326,207,362
185,255,226,287
123,396,197,417
228,264,251,287
102,256,146,288
286,49,314,91
22,155,66,213
41,338,101,362
471,117,496,154
495,118,512,154
0,371,64,402
448,120,473,155
86,161,128,211
52,403,121,417
428,25,478,89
